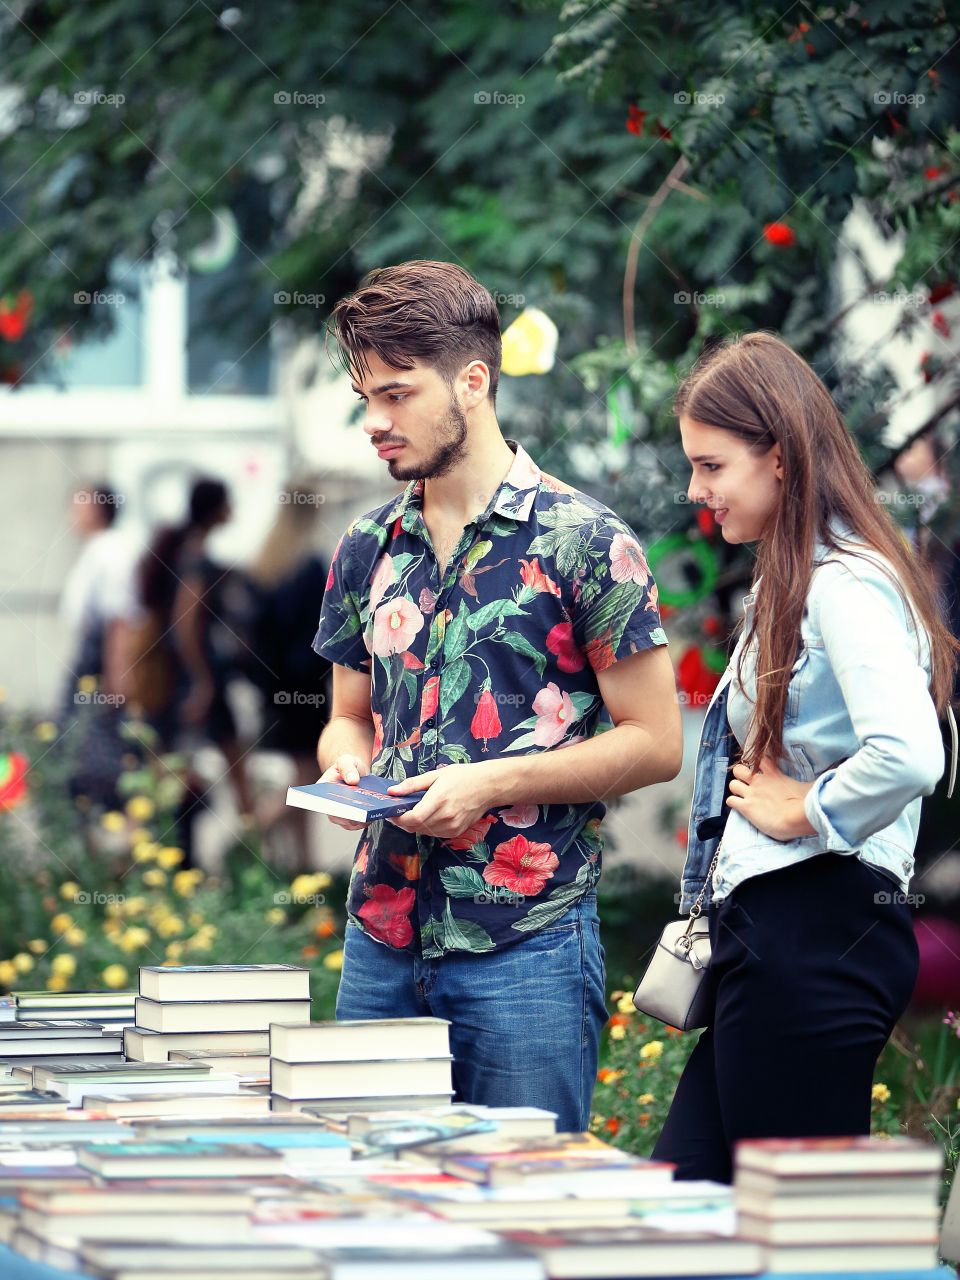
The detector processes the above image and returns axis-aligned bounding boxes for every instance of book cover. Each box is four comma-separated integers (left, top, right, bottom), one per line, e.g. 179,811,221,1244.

285,774,420,822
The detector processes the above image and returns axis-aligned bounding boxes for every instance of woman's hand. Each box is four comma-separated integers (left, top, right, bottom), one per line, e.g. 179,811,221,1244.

726,755,817,841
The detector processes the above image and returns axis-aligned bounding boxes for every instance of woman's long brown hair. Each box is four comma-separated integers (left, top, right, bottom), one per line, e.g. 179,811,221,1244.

675,331,960,771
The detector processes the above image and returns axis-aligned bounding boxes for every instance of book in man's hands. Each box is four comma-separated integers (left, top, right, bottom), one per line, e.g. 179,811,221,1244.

286,774,419,822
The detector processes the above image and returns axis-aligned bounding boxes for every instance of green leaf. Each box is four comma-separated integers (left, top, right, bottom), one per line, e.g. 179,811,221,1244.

467,598,527,631
496,629,547,676
439,658,471,716
443,600,470,663
439,866,489,898
464,538,493,571
510,880,586,932
442,900,496,951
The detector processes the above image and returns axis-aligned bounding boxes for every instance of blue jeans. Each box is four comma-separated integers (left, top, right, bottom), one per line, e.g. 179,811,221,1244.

335,892,607,1132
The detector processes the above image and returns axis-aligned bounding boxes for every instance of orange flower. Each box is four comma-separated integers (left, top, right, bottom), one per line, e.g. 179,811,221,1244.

638,1112,651,1127
608,1014,630,1028
301,944,319,959
519,558,561,597
314,919,336,939
604,1116,621,1135
597,1067,618,1084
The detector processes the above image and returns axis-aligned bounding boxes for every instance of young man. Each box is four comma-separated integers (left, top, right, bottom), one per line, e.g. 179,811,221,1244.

314,260,682,1131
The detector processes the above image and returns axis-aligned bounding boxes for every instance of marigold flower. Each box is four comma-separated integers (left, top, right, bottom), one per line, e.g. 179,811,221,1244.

323,949,344,971
102,964,128,988
126,796,154,823
610,1024,626,1040
639,1040,664,1061
59,881,80,901
872,1082,891,1104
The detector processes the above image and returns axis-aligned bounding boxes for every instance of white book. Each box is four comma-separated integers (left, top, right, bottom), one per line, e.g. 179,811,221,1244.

270,1018,451,1064
271,1056,453,1101
135,998,311,1035
139,965,310,1004
123,1028,271,1063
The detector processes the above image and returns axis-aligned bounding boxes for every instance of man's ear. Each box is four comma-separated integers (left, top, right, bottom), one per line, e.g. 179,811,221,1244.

462,359,490,406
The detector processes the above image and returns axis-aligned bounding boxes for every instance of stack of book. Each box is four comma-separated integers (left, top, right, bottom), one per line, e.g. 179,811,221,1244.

124,964,311,1063
269,1017,455,1113
13,989,137,1027
733,1135,944,1272
30,1060,245,1110
0,1020,123,1096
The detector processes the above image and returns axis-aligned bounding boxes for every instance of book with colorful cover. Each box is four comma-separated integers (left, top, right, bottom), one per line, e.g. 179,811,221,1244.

285,774,420,822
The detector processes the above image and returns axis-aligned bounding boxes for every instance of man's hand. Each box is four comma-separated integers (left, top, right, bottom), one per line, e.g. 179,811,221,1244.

726,755,816,841
319,753,371,831
387,762,502,840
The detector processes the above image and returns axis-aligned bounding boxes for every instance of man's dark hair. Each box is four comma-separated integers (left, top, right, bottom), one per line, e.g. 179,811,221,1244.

328,260,502,402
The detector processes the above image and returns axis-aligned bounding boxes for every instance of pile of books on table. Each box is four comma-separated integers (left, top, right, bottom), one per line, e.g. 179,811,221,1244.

0,968,949,1280
733,1135,945,1272
269,1017,455,1113
12,990,137,1029
123,964,311,1063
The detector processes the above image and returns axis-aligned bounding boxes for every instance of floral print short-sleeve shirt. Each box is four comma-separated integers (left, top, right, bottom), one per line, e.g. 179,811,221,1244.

313,440,668,957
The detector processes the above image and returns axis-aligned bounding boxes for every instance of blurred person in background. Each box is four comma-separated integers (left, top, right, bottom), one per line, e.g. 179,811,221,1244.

246,478,331,870
59,481,140,806
121,476,254,854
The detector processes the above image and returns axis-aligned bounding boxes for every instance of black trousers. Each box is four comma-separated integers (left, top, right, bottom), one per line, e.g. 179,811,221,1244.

652,853,920,1184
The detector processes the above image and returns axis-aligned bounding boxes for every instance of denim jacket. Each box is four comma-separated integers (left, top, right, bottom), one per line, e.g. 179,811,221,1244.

678,519,956,913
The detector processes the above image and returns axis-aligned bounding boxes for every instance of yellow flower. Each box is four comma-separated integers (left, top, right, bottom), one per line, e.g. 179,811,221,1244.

156,916,184,938
64,927,86,947
59,881,80,902
11,953,33,974
637,1093,655,1105
872,1083,891,1104
0,961,15,986
322,949,344,971
174,870,201,897
27,939,47,955
46,974,68,992
265,907,286,926
122,896,148,918
142,869,167,887
156,846,184,870
188,911,206,928
50,913,73,936
616,993,635,1015
125,796,154,823
77,675,98,694
290,872,331,900
129,827,153,845
187,933,213,952
35,721,58,742
132,841,159,863
52,954,77,977
609,1023,626,1040
101,811,126,832
102,919,122,939
500,307,558,377
119,927,151,953
597,1068,624,1084
165,942,184,960
102,964,128,988
639,1040,664,1061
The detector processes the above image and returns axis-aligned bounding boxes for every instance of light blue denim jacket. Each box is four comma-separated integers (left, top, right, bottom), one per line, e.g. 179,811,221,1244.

678,518,955,913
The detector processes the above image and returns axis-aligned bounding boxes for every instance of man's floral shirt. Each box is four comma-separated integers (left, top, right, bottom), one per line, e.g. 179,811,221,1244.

313,441,668,957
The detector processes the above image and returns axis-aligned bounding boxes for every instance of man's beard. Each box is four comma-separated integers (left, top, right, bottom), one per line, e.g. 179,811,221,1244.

388,397,468,481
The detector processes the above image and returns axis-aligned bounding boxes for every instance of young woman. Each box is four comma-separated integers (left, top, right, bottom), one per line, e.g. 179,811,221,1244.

654,332,959,1184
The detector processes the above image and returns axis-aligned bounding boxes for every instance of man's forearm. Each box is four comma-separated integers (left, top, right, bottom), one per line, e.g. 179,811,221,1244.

481,722,682,807
317,714,376,773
